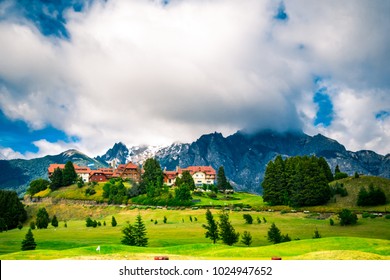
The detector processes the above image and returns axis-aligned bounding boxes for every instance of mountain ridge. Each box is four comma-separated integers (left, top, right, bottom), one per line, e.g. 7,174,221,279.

1,130,389,196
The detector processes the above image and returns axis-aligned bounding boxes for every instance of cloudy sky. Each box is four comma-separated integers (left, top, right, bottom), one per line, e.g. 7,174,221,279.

0,0,389,159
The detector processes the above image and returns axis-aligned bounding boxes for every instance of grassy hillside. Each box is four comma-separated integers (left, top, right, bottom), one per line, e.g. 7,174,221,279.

327,176,390,211
1,206,389,259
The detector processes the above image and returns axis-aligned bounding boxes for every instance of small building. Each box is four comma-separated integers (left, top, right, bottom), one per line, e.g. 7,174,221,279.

48,163,91,183
114,162,141,182
163,166,216,187
89,170,110,182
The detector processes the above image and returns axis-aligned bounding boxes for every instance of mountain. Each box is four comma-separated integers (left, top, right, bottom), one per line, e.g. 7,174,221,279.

95,130,390,194
2,130,390,196
0,149,107,196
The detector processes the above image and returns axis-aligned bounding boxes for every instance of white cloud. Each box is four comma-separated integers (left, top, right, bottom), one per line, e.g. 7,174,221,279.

0,0,389,157
0,147,25,160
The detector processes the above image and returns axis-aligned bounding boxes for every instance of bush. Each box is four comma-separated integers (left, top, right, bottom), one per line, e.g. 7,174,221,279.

385,214,390,219
338,209,358,226
362,212,370,218
30,221,36,230
329,218,334,226
243,214,253,224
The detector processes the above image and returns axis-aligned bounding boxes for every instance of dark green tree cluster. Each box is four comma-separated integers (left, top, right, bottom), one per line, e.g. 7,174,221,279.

86,217,98,227
0,190,27,231
176,170,196,191
27,179,50,196
121,214,148,247
174,170,193,202
262,155,332,207
217,166,233,192
357,184,387,206
243,214,253,224
103,179,128,204
50,161,78,190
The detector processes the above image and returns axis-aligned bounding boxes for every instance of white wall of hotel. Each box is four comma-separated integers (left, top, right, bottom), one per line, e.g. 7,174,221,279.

78,172,90,183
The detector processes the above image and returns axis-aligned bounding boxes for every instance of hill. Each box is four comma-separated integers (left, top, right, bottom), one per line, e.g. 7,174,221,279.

327,176,390,210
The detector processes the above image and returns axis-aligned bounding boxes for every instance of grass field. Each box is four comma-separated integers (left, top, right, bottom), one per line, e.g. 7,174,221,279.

1,206,389,260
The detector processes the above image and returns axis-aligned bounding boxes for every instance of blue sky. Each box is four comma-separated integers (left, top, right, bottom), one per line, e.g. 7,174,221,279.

0,0,390,159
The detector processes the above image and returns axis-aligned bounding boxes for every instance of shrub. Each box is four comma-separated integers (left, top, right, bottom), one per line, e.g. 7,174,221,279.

30,221,36,230
338,209,358,226
243,214,253,224
313,228,321,239
385,214,390,219
329,218,334,226
362,212,370,218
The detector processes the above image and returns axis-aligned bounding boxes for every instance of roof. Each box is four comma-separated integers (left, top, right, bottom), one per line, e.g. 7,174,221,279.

179,166,216,175
117,162,138,170
48,163,91,174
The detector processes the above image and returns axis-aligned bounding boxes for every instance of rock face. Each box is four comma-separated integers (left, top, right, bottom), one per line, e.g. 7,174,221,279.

154,130,390,194
2,130,390,196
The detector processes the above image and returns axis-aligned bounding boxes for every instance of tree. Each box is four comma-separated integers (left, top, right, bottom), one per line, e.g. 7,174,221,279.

175,184,192,202
243,214,253,224
133,214,148,247
62,161,77,186
219,211,239,246
36,207,50,229
334,165,348,180
121,223,136,246
111,216,117,227
357,184,386,206
0,190,27,231
217,166,230,192
27,179,50,196
51,215,59,228
21,228,37,251
140,158,164,197
313,228,321,239
338,209,358,226
202,209,219,244
241,231,252,246
267,223,282,244
178,170,196,191
50,167,63,191
121,214,148,247
318,157,334,182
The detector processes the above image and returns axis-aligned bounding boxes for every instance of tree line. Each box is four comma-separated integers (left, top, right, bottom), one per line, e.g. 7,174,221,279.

262,155,333,207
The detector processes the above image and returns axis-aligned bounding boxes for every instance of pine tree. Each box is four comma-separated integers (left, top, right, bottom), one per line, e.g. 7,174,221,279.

50,167,63,190
51,215,58,228
267,223,282,244
121,223,136,246
111,216,117,227
133,214,148,247
36,208,50,229
217,166,231,192
202,209,219,244
241,231,252,246
175,184,192,202
219,211,239,246
21,228,37,251
62,161,77,186
140,158,164,197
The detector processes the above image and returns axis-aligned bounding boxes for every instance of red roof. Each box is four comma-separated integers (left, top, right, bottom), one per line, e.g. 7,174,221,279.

48,163,91,174
179,166,216,175
117,162,138,170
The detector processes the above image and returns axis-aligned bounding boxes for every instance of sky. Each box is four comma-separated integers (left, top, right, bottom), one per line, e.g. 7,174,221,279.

0,0,390,159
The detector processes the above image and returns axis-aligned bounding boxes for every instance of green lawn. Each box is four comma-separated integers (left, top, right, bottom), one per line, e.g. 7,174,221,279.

1,207,390,260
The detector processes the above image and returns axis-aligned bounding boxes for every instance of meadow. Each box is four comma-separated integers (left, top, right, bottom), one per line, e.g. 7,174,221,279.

1,205,389,260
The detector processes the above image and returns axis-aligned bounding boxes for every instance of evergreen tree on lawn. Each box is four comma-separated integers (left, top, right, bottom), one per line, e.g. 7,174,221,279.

174,184,192,202
0,190,27,230
338,209,358,226
219,211,239,246
51,215,59,228
217,166,232,192
267,223,282,244
140,158,164,197
111,216,117,227
241,231,252,246
202,209,219,244
121,223,136,246
36,208,50,229
133,214,148,247
21,228,37,251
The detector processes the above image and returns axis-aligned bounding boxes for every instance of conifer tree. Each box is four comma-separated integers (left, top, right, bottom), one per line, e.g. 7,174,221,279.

179,170,196,191
111,216,117,227
219,211,239,246
36,207,50,229
50,167,63,190
267,223,282,244
21,228,37,251
133,214,148,247
51,215,58,228
62,161,77,186
140,158,164,197
241,231,252,246
202,209,219,244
